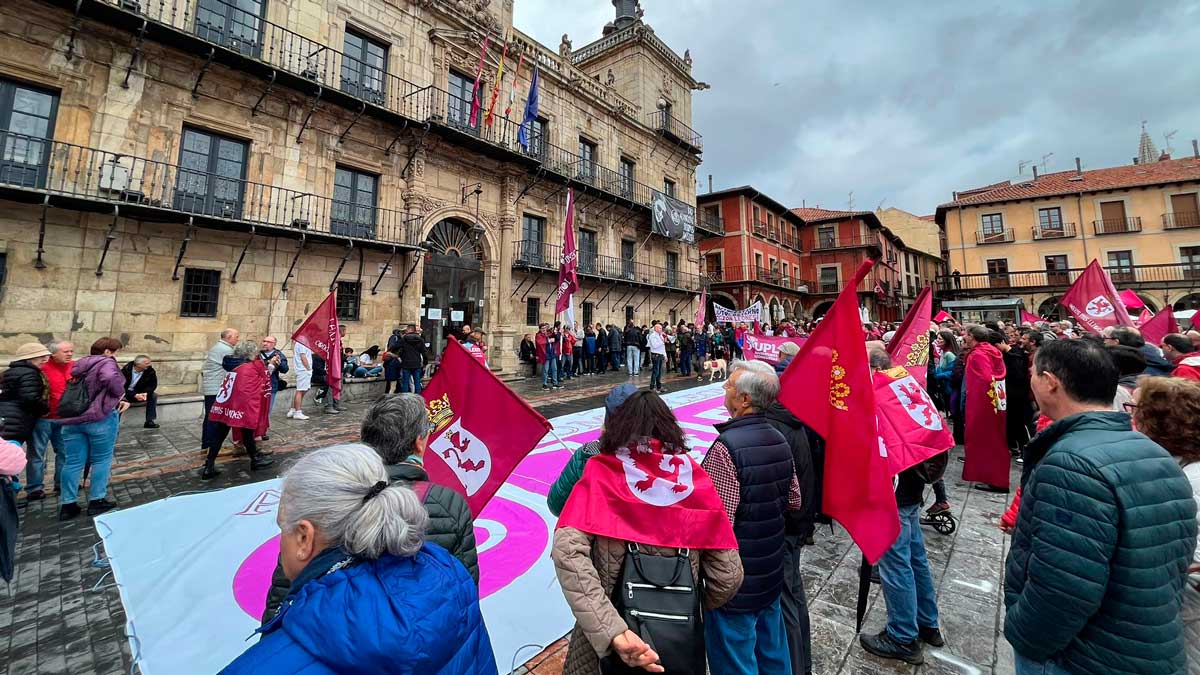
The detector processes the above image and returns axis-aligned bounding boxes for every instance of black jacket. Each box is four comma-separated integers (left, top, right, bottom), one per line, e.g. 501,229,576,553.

0,361,49,442
398,332,427,370
762,402,817,539
607,327,622,351
622,325,642,347
120,361,158,396
519,339,536,363
260,461,480,624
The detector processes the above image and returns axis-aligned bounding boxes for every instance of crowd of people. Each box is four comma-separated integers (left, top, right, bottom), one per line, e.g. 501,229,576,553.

1,307,1199,674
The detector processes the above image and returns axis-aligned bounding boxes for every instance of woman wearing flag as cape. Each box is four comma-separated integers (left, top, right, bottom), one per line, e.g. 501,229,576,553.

552,391,743,674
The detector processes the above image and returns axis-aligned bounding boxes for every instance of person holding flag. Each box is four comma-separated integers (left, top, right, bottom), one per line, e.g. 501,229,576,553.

200,340,274,479
962,325,1010,492
292,292,344,415
553,391,743,675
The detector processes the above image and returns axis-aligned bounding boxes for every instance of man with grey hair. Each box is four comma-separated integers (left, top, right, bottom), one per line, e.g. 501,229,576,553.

121,355,159,428
30,340,73,499
201,328,238,450
260,393,479,624
702,359,802,673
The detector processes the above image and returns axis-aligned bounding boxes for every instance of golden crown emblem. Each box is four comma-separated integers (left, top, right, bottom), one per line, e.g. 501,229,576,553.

905,333,931,367
426,393,455,433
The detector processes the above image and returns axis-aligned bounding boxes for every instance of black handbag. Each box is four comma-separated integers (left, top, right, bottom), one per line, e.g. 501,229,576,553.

600,544,705,675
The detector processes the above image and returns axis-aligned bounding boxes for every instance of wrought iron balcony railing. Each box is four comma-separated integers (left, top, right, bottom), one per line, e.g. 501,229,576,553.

696,213,723,237
0,131,421,246
1032,223,1077,240
705,265,812,293
512,239,700,291
937,261,1200,292
647,110,703,153
1093,216,1142,235
1163,211,1200,229
813,234,879,250
975,229,1015,245
753,223,767,237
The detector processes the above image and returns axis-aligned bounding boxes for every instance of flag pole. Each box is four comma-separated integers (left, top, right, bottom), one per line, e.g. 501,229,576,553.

547,428,573,455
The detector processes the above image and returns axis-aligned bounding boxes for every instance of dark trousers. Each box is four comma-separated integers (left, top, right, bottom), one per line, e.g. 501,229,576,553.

126,391,157,422
400,368,422,394
201,395,217,449
782,534,813,675
679,348,693,375
204,424,258,466
383,378,398,394
610,351,621,370
650,353,665,390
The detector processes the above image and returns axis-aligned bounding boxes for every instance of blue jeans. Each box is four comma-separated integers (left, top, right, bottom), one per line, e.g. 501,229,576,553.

560,353,573,378
28,418,65,493
1014,651,1072,675
878,503,939,644
705,597,792,675
59,411,120,505
610,351,621,370
400,368,422,394
354,365,383,377
679,347,693,375
650,353,665,390
626,345,640,374
541,357,559,386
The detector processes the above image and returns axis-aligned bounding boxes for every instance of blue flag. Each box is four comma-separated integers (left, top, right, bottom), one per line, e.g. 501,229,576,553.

517,65,540,151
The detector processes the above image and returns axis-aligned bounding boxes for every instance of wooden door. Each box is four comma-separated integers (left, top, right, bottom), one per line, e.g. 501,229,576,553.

1099,201,1127,233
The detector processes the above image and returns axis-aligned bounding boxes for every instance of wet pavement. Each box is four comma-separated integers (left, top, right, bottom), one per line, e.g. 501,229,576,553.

1,364,1019,675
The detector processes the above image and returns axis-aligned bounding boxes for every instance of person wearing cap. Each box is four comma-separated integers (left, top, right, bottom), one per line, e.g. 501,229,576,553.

774,341,800,376
0,343,51,471
546,383,639,516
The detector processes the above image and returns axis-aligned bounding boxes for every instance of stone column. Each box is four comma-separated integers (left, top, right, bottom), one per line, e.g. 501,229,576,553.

401,142,429,324
490,174,520,373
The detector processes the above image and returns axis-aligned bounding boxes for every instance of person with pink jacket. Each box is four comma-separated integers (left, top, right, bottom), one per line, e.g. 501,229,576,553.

2,439,27,582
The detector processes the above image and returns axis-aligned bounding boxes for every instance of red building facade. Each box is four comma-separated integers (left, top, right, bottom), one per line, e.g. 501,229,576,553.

793,208,907,323
697,187,809,323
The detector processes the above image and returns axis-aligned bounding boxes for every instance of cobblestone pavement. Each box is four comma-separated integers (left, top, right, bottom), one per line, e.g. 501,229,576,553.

1,365,1018,675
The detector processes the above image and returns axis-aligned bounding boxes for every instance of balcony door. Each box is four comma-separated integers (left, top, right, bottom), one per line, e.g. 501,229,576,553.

1182,246,1200,280
1107,250,1134,284
447,71,478,134
1044,255,1069,286
195,0,265,57
341,30,387,105
817,225,836,248
1098,200,1127,233
331,166,377,238
175,127,247,219
666,251,679,287
0,79,57,189
620,239,635,279
987,258,1010,288
579,229,597,275
1172,193,1200,227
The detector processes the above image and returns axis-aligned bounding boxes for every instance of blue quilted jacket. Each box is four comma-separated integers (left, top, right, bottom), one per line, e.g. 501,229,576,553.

1004,412,1197,675
221,543,497,675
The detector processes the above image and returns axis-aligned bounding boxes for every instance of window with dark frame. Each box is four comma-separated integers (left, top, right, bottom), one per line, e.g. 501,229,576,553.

666,251,679,287
0,252,7,290
625,305,634,323
669,309,677,326
336,280,362,321
1181,246,1200,280
582,301,593,327
619,157,635,196
818,267,838,293
0,78,59,189
521,214,546,266
987,258,1010,288
341,29,388,104
578,138,597,183
180,268,221,317
981,213,1004,236
527,117,549,158
663,178,676,199
621,239,635,279
1038,207,1063,231
817,224,836,248
331,165,378,238
1107,250,1134,283
579,229,597,274
195,0,265,56
176,126,249,219
447,70,477,131
526,297,540,325
1045,254,1069,285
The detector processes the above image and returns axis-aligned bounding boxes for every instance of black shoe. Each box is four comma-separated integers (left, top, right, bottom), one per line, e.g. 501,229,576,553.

58,503,82,521
251,455,275,470
143,421,160,429
860,630,923,665
974,483,1011,494
324,407,342,415
918,626,945,647
26,489,45,501
200,465,222,480
259,435,270,441
542,385,550,390
87,499,117,517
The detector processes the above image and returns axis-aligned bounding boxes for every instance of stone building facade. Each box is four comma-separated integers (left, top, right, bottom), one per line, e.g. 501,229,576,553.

0,0,710,393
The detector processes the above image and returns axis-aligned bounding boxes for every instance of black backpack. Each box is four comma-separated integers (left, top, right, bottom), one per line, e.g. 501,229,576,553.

601,545,704,675
57,377,91,418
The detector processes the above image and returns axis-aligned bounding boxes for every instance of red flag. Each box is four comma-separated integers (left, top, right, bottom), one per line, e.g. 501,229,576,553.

933,310,953,323
422,337,552,516
874,280,885,300
696,287,707,327
780,257,899,564
208,360,271,433
291,290,343,400
484,31,509,126
962,342,1010,488
1020,310,1040,324
1139,305,1178,347
468,34,490,127
557,439,737,550
555,189,579,316
1059,259,1134,333
1118,288,1145,309
887,286,933,387
874,367,954,476
743,334,805,364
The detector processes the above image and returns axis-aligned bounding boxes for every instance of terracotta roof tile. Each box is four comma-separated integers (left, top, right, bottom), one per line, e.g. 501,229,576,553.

939,156,1200,209
790,207,875,223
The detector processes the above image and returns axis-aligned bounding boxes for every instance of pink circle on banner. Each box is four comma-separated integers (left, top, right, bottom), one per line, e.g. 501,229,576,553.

231,535,281,620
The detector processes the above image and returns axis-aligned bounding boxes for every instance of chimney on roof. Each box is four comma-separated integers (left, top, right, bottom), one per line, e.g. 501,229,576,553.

1075,157,1082,174
708,174,713,193
1193,139,1199,158
1133,157,1139,165
1160,150,1172,162
1032,166,1039,180
612,0,641,30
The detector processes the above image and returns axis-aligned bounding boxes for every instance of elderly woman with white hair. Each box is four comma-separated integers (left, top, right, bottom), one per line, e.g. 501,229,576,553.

221,444,497,674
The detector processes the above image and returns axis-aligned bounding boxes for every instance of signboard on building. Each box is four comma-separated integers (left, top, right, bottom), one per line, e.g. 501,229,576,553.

651,190,696,244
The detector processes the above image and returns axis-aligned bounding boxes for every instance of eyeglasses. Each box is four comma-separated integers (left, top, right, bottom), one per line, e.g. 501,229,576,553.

1122,402,1138,413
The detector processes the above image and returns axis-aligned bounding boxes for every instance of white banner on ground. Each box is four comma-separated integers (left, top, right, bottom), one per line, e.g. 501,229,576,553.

95,383,730,675
713,301,763,324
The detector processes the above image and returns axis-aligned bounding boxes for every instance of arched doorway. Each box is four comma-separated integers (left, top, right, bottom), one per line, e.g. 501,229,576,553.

1173,293,1200,311
421,219,483,360
1135,295,1159,313
769,298,782,323
812,300,835,318
1037,297,1069,320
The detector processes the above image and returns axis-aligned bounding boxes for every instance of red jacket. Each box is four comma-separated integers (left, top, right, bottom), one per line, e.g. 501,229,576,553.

1001,414,1053,529
41,359,72,418
1174,355,1200,381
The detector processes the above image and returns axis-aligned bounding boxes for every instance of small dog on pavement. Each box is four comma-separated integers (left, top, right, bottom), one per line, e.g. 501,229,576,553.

700,358,728,381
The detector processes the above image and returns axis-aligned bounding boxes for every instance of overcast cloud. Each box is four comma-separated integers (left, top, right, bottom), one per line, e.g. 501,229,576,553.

514,0,1200,214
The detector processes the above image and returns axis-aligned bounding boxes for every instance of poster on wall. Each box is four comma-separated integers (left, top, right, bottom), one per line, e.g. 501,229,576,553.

427,308,443,320
651,190,696,244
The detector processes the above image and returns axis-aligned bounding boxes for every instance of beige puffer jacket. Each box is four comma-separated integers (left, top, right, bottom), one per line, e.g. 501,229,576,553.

551,527,743,675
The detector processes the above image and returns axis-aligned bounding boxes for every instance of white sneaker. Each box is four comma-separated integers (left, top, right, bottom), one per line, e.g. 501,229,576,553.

292,411,310,420
286,409,295,418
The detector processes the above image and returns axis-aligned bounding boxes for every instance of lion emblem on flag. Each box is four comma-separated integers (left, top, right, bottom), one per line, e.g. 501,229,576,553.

889,375,943,431
215,372,237,404
1085,295,1115,318
988,379,1008,413
428,418,492,496
616,444,694,507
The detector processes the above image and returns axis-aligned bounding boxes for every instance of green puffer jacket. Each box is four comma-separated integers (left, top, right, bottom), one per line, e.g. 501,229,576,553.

1004,411,1197,675
546,441,601,517
261,461,479,623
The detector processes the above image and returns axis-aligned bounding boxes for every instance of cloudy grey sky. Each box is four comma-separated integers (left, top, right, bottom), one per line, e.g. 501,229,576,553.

514,0,1200,215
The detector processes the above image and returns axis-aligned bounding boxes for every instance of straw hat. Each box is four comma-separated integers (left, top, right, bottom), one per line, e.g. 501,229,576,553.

13,342,51,361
